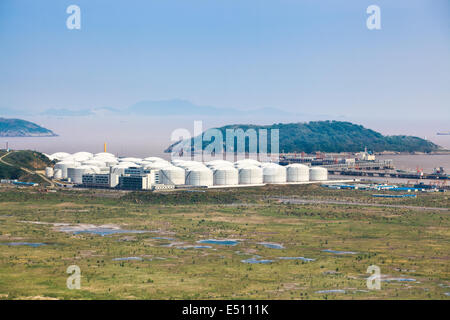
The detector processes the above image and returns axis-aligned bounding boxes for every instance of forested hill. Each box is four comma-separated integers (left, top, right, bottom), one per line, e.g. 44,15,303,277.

0,118,57,137
165,121,439,153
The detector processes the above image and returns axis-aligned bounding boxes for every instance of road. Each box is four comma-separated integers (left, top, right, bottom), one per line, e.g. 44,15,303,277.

276,197,449,212
0,151,54,187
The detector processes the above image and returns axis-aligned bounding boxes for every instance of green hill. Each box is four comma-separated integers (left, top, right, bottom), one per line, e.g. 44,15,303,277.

0,117,57,137
0,150,53,185
165,121,440,153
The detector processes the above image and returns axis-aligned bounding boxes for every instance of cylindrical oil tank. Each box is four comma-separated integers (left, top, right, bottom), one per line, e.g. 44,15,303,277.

54,161,80,179
261,163,287,183
144,156,165,162
115,161,137,167
185,167,213,186
160,166,186,185
286,164,310,182
238,165,263,184
82,160,106,168
206,160,234,168
119,157,142,163
45,167,54,178
104,159,119,167
176,161,206,170
94,152,115,158
309,166,328,181
49,152,71,161
143,160,171,169
53,169,63,179
67,166,100,184
235,159,261,168
72,152,93,162
213,166,239,185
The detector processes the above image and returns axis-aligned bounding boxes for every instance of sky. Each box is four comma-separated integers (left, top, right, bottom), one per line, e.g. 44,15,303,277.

0,0,449,153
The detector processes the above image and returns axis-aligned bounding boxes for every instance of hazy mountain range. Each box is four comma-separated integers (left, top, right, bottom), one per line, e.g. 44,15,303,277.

0,99,331,120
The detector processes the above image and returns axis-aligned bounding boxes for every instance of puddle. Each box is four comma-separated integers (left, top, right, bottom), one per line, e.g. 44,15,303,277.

197,239,239,246
322,249,357,255
175,245,212,249
316,289,346,294
258,242,284,249
112,257,143,261
58,225,150,236
382,277,416,282
1,242,46,247
278,257,315,262
241,258,273,264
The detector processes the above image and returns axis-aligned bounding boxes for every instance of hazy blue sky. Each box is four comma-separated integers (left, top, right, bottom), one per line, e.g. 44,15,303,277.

0,0,449,122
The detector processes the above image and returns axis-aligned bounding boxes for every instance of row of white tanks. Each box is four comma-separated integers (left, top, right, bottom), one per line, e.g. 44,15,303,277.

46,151,328,187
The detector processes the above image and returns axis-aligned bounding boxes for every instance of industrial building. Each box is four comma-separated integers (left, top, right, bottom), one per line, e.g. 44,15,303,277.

46,152,331,191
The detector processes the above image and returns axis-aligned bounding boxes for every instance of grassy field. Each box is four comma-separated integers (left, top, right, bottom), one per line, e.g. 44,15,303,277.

0,184,449,300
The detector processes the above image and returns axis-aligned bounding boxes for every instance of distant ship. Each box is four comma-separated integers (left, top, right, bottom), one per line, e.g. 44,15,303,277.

437,132,450,136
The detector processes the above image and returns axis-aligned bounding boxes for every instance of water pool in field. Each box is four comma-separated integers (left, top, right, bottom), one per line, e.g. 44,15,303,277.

1,242,46,247
383,278,416,282
175,245,213,249
59,226,150,236
316,289,346,294
258,242,284,249
241,258,273,264
112,257,143,261
278,257,315,262
322,249,357,255
197,239,239,246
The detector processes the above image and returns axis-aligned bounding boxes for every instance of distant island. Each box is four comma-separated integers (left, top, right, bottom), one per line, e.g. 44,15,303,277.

166,121,440,153
0,117,57,137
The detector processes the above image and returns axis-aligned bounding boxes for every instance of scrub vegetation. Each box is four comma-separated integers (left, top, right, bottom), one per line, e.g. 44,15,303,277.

0,184,448,300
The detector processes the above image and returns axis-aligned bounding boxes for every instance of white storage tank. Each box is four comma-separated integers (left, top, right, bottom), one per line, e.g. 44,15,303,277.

94,152,115,158
262,163,287,184
53,169,63,180
72,152,93,162
286,164,310,182
67,166,100,184
104,159,119,167
213,166,239,185
160,166,186,185
185,167,213,186
82,160,106,168
119,157,142,163
310,166,328,181
144,156,165,162
143,160,171,169
235,159,261,168
206,160,234,168
54,161,80,179
49,152,71,161
115,161,137,167
45,167,54,178
238,165,263,184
